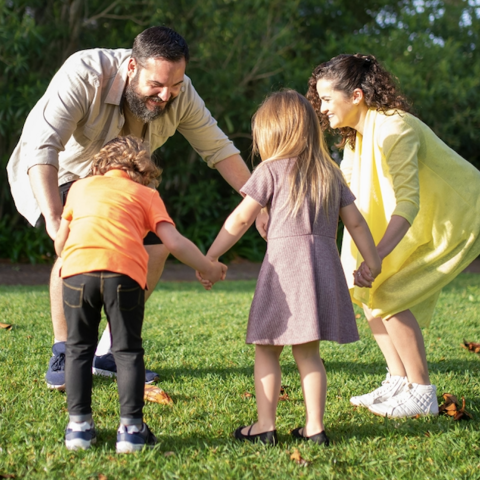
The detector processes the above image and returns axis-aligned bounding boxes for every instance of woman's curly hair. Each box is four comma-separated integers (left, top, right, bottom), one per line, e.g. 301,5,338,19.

306,54,414,149
91,136,161,187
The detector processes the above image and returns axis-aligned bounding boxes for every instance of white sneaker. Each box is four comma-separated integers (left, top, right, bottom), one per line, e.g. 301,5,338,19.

350,372,408,407
368,383,439,418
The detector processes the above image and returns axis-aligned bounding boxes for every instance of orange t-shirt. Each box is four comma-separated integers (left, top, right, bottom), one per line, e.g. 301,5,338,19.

60,169,174,288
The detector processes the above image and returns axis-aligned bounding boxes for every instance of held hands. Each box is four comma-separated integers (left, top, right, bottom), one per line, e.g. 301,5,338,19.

353,261,382,289
196,259,228,290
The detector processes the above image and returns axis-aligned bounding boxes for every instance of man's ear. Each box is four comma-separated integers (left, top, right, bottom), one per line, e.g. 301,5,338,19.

127,57,138,79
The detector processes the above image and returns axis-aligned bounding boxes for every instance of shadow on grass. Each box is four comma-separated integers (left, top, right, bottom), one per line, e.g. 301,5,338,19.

142,358,479,382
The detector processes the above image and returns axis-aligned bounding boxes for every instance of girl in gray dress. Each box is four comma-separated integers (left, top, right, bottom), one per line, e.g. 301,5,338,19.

201,90,381,445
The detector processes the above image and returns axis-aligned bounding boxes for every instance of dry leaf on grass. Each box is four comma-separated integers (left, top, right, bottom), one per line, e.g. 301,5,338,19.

144,385,173,405
461,340,480,354
279,385,290,401
290,447,309,466
98,474,107,480
439,393,473,421
355,314,361,319
0,475,16,479
0,323,12,330
241,392,253,399
164,451,175,457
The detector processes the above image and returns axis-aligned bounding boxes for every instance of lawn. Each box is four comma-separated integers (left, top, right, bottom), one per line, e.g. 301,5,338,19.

0,275,479,479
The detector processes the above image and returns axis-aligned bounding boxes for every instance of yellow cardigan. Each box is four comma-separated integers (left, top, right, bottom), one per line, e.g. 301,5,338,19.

341,109,480,327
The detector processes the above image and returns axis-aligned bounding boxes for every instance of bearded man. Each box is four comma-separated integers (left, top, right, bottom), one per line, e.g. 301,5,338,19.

7,26,262,390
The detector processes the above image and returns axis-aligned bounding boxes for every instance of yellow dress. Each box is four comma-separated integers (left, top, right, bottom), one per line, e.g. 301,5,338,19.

341,109,480,327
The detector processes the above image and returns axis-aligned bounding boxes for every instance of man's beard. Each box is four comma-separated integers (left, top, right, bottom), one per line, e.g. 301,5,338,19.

124,75,177,123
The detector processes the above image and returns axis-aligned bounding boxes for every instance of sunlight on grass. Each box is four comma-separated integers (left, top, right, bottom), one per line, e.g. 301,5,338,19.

0,276,479,479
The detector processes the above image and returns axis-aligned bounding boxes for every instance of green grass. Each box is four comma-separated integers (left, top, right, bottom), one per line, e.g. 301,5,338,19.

1,275,480,479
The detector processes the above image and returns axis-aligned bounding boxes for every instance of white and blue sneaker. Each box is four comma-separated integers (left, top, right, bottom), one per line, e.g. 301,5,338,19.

116,423,157,454
93,353,159,384
65,420,97,450
45,342,66,391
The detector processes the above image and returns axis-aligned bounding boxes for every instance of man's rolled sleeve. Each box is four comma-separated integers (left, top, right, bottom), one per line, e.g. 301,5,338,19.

176,81,239,168
23,56,92,172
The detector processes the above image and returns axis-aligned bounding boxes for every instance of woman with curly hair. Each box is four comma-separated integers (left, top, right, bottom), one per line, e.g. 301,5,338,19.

307,54,480,418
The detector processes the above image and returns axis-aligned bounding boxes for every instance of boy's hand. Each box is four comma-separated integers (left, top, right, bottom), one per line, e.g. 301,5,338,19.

196,261,227,290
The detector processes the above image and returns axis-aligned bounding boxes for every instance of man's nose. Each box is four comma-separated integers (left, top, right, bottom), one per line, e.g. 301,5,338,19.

158,88,171,102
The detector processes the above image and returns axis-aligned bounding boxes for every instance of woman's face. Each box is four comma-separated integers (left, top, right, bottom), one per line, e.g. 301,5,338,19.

316,78,359,130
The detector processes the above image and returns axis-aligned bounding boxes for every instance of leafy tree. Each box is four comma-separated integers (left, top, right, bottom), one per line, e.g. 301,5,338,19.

1,0,478,262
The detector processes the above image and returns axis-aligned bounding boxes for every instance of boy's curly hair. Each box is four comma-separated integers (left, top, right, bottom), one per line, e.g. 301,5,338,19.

91,136,161,187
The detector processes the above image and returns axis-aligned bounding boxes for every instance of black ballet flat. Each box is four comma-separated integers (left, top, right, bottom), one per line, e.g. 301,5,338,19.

291,427,330,446
234,425,278,445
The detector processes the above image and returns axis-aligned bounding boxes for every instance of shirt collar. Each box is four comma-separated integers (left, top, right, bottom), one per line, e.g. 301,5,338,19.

105,57,130,106
103,169,131,179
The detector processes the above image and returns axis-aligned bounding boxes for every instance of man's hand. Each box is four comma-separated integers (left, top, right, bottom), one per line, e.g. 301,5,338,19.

28,164,63,240
45,215,62,241
255,208,269,241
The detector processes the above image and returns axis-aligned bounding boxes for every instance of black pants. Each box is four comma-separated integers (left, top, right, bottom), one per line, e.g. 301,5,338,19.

63,272,145,420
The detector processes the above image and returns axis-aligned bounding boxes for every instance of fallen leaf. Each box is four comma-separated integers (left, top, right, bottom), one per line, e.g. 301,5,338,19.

439,393,473,421
290,447,309,466
164,451,175,457
355,314,361,319
279,385,290,400
0,323,12,330
144,385,173,405
461,340,480,354
241,392,253,399
0,475,16,479
98,474,107,480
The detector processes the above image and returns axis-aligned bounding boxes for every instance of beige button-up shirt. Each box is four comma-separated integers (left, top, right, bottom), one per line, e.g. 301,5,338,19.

7,48,240,226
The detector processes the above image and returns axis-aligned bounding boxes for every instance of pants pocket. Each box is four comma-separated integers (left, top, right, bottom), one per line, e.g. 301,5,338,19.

63,281,84,308
117,284,143,312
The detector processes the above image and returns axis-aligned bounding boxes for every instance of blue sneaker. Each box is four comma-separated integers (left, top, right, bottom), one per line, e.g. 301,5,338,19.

116,423,157,453
92,353,159,384
45,342,66,391
65,420,97,450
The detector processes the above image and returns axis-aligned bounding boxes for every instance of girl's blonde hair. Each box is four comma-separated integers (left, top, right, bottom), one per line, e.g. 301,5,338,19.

91,136,161,187
252,89,346,217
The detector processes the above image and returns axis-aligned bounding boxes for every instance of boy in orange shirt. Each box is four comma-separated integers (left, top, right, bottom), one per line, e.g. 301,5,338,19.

55,136,226,453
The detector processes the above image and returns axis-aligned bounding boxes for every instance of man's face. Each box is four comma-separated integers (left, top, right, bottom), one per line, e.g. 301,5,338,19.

125,57,186,122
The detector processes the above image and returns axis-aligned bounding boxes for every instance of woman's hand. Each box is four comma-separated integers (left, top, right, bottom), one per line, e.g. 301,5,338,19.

353,261,380,288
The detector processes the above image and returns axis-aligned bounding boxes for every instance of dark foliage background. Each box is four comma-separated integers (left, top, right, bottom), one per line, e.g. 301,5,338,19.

1,0,479,262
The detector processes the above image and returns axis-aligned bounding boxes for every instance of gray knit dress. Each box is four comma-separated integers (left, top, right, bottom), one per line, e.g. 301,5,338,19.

240,158,359,345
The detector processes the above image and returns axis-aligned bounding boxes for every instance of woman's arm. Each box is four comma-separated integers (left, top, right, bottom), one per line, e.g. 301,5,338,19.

54,218,71,256
376,215,411,260
340,203,382,287
207,195,263,261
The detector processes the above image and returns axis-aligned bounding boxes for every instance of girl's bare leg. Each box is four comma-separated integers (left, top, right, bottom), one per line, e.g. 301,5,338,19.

364,306,429,384
242,344,283,435
292,341,326,436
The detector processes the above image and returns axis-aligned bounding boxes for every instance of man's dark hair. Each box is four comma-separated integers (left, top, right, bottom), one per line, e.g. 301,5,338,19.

132,26,189,65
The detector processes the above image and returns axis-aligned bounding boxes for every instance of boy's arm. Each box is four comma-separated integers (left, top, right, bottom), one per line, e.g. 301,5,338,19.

155,222,226,283
340,203,382,286
206,195,263,261
54,218,71,257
